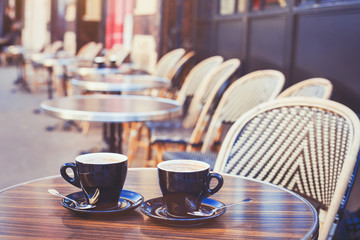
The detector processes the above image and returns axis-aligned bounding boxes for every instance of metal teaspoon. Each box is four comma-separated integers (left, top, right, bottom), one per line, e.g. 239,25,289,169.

187,197,253,217
48,189,96,210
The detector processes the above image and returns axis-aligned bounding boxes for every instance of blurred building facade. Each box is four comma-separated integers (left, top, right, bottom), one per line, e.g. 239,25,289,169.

1,0,360,114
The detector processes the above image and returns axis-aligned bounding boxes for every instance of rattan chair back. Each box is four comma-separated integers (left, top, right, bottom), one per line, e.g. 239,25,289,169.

278,78,333,99
80,42,103,59
175,56,223,106
103,45,130,66
192,69,285,152
154,48,185,78
43,41,63,54
182,58,241,128
76,42,96,57
214,97,360,240
167,51,195,89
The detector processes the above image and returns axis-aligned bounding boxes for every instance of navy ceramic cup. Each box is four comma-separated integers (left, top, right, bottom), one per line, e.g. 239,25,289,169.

60,152,128,209
157,160,223,217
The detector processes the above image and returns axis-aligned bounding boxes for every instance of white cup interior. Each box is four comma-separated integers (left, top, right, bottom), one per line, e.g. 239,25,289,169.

76,152,128,165
158,160,210,172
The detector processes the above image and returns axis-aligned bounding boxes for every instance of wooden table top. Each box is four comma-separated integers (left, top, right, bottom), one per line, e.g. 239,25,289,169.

0,168,318,239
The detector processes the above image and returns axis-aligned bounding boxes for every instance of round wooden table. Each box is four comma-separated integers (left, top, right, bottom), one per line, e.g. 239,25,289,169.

0,168,318,239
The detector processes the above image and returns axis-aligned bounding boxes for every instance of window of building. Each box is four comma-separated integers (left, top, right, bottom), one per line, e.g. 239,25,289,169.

83,0,102,21
251,0,287,11
252,0,262,10
238,0,247,12
219,0,247,15
220,0,236,15
264,0,287,8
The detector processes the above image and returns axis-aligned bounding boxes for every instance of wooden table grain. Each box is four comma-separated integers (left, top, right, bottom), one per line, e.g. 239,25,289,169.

0,168,318,239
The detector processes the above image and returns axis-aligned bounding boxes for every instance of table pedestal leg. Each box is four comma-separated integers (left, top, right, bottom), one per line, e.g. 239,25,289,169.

103,122,123,153
62,65,68,96
45,65,82,132
46,66,53,99
13,54,30,92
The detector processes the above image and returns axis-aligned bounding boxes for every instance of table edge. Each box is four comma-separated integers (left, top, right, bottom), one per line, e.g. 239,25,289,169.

70,77,170,92
0,168,154,193
40,95,182,122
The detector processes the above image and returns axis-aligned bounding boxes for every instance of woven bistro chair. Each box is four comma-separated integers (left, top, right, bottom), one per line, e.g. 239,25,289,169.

153,48,185,78
126,55,224,165
29,41,64,92
182,58,241,128
101,44,131,67
162,70,285,167
213,97,360,240
56,42,104,96
127,44,184,76
113,47,131,66
148,58,242,165
174,56,223,107
43,41,63,55
158,51,195,99
167,51,195,87
278,78,333,99
162,76,333,167
76,41,97,58
143,50,195,98
118,48,186,96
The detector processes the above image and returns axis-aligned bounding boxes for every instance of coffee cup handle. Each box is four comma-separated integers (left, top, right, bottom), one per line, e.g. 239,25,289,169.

60,163,81,188
204,173,223,198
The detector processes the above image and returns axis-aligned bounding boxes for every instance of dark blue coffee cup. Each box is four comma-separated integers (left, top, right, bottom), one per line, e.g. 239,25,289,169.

158,160,223,217
60,152,128,209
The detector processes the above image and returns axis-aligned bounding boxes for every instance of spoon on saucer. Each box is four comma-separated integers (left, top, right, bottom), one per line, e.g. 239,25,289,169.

48,189,96,210
187,197,252,217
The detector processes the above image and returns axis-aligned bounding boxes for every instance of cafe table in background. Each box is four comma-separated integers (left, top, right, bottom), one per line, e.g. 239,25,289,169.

40,95,182,155
0,168,319,239
70,74,171,93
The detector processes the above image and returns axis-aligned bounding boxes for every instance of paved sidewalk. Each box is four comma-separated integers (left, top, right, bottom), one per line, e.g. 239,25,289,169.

0,66,144,190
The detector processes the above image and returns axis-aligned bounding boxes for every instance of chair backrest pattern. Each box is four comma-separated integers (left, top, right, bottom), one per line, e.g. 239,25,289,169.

220,70,285,123
104,45,130,66
225,106,349,206
167,51,195,88
182,58,240,128
278,78,333,99
176,56,223,106
200,59,240,106
214,98,360,239
197,70,285,152
154,48,185,78
46,41,63,54
86,42,103,59
76,41,96,57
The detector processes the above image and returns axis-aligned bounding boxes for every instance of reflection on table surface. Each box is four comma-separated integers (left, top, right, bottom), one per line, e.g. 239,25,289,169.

70,74,170,92
71,63,145,76
0,168,318,239
40,95,183,153
40,94,182,122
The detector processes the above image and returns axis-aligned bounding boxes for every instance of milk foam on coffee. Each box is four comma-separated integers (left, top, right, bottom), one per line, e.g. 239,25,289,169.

76,153,127,165
158,160,209,172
